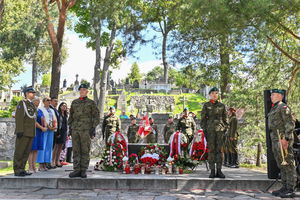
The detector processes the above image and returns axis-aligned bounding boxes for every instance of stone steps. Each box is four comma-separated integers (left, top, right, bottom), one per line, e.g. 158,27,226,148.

0,172,280,191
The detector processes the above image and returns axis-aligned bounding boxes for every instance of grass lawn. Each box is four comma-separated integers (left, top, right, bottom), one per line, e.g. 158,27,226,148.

0,161,13,175
240,163,267,173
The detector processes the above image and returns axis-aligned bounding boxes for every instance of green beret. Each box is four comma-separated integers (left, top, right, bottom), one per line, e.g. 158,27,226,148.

209,87,219,94
109,106,115,110
183,107,189,111
78,84,88,90
271,89,285,95
168,115,174,119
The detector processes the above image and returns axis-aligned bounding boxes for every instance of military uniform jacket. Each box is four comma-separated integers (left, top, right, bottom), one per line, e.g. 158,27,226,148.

176,115,196,136
127,124,139,143
102,114,120,135
163,122,176,142
228,115,239,138
145,123,158,143
68,97,100,131
268,101,294,139
200,101,228,133
15,100,37,137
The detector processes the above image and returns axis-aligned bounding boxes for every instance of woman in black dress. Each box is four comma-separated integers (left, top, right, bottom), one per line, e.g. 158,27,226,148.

52,102,68,167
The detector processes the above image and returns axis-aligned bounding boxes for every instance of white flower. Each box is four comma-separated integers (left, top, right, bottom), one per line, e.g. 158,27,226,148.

167,157,174,162
122,156,129,161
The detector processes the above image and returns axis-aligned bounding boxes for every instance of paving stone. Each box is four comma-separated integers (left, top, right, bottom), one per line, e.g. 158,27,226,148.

154,195,177,200
79,192,98,197
33,188,63,195
97,194,118,200
232,194,257,200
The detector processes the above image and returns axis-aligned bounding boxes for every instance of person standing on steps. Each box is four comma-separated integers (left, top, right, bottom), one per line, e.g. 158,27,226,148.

68,84,100,178
13,87,37,176
227,107,239,168
200,87,228,178
268,89,296,198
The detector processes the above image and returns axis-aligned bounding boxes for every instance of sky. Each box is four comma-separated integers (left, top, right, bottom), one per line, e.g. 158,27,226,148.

12,30,164,90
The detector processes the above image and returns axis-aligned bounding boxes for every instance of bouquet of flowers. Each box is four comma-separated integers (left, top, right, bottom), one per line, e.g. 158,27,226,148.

128,153,139,166
168,131,188,158
190,129,208,161
138,144,168,167
94,131,128,171
95,143,125,171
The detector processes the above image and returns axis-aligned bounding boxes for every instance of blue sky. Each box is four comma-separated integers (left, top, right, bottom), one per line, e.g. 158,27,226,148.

12,29,164,90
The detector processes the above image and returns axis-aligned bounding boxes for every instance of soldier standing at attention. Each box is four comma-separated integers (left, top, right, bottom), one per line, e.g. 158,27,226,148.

13,87,37,176
68,84,100,178
200,87,228,178
163,116,176,143
145,117,158,143
102,106,120,145
268,89,296,198
127,117,139,143
177,108,196,143
227,107,239,168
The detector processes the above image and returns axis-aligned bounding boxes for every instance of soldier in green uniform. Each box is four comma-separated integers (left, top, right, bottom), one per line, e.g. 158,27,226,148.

227,107,239,168
68,84,100,178
145,117,158,143
200,87,228,178
13,87,37,176
223,132,231,167
127,117,139,143
176,108,196,144
163,116,176,143
268,89,296,198
102,106,121,145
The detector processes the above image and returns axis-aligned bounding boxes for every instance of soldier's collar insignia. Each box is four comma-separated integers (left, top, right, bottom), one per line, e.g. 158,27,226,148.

79,96,87,101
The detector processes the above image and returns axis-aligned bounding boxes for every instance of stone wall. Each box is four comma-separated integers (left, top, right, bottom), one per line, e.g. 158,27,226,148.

0,118,16,160
0,118,201,160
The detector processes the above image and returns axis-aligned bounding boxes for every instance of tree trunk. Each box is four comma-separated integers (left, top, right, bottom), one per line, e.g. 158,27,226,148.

98,25,117,118
93,18,101,109
32,58,38,88
162,32,168,84
256,142,262,167
219,36,231,99
161,19,169,84
50,49,62,98
42,0,75,99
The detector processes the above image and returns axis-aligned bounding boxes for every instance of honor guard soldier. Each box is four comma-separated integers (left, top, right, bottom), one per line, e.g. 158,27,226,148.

268,89,296,198
102,106,121,145
200,87,228,178
177,107,196,143
127,117,139,143
68,84,100,178
163,116,176,143
13,87,37,176
227,107,239,168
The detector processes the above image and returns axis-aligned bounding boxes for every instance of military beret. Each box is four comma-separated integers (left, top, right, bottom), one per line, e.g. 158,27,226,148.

168,115,174,119
23,87,36,94
131,117,136,120
271,89,285,95
209,87,219,94
78,83,88,90
183,107,189,111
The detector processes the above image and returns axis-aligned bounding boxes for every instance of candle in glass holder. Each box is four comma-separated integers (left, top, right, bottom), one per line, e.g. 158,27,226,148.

141,166,145,174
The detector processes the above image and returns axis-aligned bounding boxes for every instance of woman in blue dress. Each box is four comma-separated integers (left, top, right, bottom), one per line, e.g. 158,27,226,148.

37,97,57,171
28,97,47,173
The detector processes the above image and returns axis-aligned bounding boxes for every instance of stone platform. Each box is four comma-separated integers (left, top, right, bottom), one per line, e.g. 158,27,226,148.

0,161,281,192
